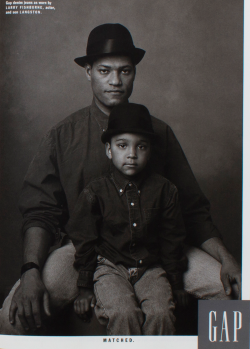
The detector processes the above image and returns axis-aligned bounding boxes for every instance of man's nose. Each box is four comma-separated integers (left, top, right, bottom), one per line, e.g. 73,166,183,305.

109,71,122,86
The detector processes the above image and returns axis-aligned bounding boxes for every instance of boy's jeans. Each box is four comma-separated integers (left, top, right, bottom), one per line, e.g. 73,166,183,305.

0,240,231,335
93,256,175,335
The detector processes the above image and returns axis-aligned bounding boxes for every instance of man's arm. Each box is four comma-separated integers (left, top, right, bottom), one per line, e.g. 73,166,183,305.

201,237,241,299
9,227,53,331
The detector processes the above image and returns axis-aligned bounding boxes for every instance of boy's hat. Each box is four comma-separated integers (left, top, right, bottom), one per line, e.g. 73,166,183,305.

101,103,155,144
74,23,145,67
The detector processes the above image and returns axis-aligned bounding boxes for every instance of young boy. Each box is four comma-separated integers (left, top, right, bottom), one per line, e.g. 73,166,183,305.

66,103,189,335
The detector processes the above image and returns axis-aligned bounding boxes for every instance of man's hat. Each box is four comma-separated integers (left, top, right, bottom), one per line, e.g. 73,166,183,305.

74,23,145,67
101,103,155,144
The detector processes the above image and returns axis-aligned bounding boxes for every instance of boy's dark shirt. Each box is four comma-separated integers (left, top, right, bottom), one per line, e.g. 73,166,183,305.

66,166,188,290
19,101,221,247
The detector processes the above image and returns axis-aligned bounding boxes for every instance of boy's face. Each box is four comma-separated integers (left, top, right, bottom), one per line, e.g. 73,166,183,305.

105,133,151,176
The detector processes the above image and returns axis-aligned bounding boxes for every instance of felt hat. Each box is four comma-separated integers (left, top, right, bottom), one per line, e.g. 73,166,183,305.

74,23,145,67
101,103,155,144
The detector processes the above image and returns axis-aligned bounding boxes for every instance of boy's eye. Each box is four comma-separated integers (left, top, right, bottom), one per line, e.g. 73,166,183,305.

138,145,147,150
118,144,127,149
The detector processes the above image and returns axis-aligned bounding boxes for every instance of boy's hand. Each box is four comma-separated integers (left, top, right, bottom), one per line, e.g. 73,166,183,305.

74,288,96,322
173,289,190,307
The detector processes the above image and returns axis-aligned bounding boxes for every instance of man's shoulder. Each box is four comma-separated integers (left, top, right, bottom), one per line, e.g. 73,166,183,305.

150,114,170,130
51,105,91,131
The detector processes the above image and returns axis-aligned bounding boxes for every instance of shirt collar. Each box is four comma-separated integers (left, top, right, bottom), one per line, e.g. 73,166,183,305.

111,163,149,196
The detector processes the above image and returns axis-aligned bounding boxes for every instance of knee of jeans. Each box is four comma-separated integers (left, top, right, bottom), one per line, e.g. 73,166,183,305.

110,305,141,323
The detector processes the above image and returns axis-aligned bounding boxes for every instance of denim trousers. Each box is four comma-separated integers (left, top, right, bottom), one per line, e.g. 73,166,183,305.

93,256,175,335
0,240,231,335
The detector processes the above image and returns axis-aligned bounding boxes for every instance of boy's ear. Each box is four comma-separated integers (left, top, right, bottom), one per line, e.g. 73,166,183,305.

105,142,112,159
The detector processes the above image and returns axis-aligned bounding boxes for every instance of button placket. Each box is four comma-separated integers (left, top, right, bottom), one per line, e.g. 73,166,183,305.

126,186,141,258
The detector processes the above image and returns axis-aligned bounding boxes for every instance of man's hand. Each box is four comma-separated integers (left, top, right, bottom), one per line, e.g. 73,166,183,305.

9,268,51,331
201,237,242,300
220,256,241,299
173,289,190,307
74,288,96,322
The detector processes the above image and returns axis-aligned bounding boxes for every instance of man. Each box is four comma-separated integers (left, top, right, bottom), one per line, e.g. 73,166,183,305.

0,23,241,335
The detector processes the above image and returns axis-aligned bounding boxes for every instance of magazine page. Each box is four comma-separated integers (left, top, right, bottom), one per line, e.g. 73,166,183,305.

0,1,244,348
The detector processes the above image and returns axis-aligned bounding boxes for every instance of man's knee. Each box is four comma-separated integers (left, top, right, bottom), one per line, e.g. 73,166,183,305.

184,246,230,300
42,241,78,308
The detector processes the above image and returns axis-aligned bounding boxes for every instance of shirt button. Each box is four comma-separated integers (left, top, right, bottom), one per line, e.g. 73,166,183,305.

133,223,137,227
132,243,136,247
119,189,123,193
102,129,106,132
139,260,143,264
138,190,140,194
129,183,132,187
131,203,134,206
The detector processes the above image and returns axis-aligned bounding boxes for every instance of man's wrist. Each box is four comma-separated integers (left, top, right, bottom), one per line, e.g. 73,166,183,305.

21,262,40,276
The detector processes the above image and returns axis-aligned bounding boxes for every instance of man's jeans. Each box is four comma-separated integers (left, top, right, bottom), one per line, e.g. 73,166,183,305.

0,241,231,335
93,256,175,335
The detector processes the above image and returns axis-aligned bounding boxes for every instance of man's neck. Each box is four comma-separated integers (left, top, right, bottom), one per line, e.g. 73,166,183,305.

93,97,129,116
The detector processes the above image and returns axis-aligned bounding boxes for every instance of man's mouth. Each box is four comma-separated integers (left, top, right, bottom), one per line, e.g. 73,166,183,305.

106,90,124,94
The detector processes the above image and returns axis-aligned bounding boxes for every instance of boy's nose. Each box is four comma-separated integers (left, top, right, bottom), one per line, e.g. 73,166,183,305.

127,148,137,158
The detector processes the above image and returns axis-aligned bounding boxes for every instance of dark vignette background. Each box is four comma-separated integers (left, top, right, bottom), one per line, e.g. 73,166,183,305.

0,0,243,302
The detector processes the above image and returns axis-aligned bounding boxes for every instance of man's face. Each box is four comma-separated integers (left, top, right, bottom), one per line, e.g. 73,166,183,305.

105,133,151,177
85,56,136,115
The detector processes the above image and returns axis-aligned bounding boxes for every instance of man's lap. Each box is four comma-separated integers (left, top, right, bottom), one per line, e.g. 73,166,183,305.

0,240,229,335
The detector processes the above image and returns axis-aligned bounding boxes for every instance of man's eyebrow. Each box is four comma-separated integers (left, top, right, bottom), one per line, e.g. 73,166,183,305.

97,64,133,69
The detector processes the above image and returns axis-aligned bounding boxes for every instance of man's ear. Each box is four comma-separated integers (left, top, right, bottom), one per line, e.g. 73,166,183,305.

105,142,112,159
84,63,92,82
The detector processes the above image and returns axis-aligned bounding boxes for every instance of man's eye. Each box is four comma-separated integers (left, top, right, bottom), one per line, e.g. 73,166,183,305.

122,70,131,75
118,144,126,148
99,69,109,74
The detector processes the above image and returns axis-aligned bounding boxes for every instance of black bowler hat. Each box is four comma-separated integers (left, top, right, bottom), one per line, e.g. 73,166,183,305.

101,103,155,144
74,23,145,67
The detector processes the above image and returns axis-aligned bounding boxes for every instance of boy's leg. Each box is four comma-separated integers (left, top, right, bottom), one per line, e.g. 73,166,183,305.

133,265,175,335
0,240,78,335
93,257,144,336
183,246,232,300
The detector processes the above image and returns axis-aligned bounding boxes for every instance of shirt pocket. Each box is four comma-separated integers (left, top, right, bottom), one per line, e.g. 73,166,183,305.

144,208,161,225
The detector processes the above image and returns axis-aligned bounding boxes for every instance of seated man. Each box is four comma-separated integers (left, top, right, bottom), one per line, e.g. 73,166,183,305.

0,23,241,335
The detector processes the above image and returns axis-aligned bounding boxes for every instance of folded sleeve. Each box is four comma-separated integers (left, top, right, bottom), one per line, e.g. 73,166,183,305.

65,187,101,288
165,126,221,246
18,129,68,242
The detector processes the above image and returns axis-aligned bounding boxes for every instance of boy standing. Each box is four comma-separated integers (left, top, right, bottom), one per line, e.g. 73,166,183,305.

66,103,188,335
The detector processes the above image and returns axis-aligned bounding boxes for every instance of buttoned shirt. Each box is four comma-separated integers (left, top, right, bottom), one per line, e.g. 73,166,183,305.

19,101,220,247
66,166,187,289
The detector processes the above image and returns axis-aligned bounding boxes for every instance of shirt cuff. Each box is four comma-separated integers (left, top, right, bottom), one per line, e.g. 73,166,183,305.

77,270,94,288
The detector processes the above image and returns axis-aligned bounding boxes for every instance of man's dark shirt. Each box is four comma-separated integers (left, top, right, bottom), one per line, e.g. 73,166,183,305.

19,101,221,247
66,167,188,289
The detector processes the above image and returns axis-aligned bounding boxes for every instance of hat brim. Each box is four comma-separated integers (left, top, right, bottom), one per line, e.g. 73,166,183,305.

101,129,156,144
74,48,145,67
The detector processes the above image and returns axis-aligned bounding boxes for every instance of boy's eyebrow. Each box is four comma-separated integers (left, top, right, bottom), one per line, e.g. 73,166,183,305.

115,137,149,143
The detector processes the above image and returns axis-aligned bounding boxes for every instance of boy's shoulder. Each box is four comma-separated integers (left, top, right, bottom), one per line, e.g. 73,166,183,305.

85,172,113,192
144,172,178,195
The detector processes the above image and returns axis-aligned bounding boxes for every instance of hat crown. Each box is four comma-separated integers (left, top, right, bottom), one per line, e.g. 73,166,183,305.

88,23,133,45
74,23,145,67
101,103,155,144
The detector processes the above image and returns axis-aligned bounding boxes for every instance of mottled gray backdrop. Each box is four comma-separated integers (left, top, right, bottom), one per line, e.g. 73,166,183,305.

0,0,243,300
